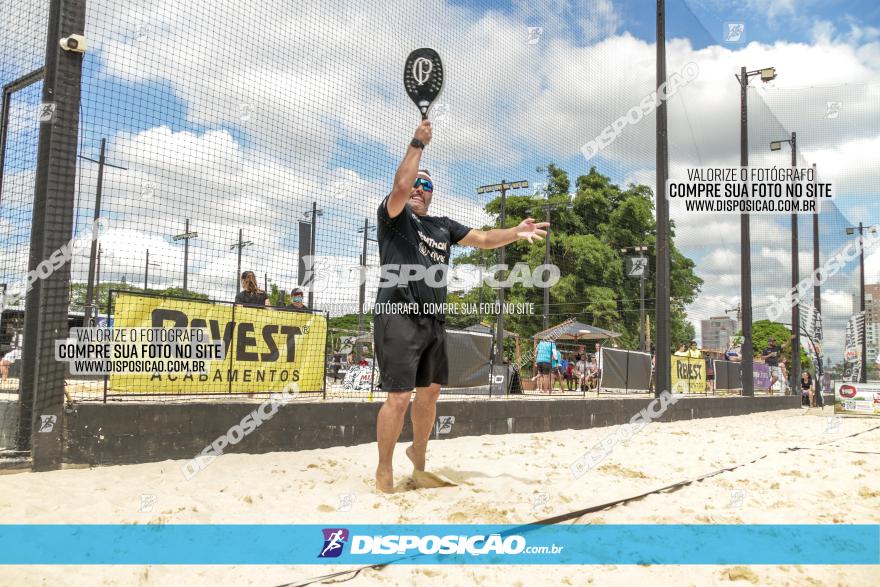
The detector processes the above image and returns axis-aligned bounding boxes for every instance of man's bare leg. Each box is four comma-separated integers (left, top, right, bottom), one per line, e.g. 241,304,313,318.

407,383,441,472
375,391,412,493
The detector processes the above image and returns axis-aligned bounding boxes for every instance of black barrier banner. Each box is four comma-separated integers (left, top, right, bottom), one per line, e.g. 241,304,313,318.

713,360,743,391
445,329,492,389
625,350,652,391
599,347,652,393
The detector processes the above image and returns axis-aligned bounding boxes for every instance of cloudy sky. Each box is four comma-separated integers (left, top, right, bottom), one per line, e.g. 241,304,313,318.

1,0,878,360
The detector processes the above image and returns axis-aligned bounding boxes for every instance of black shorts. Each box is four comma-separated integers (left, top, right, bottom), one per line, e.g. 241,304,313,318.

537,362,551,374
373,313,448,391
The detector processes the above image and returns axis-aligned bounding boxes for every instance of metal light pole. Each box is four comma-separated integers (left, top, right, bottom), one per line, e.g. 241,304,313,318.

171,219,198,291
845,222,872,383
476,180,530,363
655,0,670,398
736,65,777,396
622,245,649,351
303,202,324,309
770,131,800,391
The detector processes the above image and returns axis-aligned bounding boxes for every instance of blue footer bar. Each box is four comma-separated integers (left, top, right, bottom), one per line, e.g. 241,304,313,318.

1,525,878,565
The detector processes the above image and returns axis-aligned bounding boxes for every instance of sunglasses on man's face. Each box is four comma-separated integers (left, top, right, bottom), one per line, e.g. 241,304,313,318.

413,178,433,192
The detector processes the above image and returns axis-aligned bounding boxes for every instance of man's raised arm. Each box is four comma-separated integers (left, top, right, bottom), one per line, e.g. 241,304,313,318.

386,120,432,219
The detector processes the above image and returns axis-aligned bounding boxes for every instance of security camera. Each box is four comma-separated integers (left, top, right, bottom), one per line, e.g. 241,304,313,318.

59,34,87,53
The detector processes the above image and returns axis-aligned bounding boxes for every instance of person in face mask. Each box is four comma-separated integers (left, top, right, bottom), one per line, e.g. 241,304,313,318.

280,287,310,312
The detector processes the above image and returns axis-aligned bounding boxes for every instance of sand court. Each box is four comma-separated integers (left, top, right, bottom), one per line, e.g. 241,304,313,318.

0,407,878,586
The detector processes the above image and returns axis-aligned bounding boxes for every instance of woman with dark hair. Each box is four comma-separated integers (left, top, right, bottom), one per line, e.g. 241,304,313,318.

235,271,270,307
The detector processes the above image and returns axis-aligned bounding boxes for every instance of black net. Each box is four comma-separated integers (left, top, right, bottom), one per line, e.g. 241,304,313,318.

0,0,49,451
1,0,876,449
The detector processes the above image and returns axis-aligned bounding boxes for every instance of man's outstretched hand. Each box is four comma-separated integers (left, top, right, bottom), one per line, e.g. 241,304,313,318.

516,218,549,243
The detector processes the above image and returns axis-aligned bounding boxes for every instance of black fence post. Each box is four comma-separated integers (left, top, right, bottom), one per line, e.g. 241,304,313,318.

18,0,86,469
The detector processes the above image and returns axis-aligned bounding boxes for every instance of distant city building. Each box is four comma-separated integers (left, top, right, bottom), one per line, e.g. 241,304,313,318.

851,284,880,370
701,316,737,351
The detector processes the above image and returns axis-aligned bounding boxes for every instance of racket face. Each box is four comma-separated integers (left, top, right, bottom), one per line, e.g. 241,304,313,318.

403,48,444,119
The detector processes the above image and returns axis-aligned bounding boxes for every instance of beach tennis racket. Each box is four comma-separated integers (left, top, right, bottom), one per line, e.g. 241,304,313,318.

404,48,444,120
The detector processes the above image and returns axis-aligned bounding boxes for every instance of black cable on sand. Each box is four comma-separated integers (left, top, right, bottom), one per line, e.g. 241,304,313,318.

278,423,880,587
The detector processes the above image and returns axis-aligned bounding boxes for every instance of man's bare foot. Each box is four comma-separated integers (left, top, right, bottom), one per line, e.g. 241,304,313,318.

375,466,394,493
406,445,425,472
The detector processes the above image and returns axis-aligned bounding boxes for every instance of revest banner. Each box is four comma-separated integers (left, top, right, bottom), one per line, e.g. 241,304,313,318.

834,382,880,417
109,293,327,393
671,355,705,393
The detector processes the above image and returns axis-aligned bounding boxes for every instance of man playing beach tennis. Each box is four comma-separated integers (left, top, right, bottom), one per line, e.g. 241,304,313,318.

374,119,548,492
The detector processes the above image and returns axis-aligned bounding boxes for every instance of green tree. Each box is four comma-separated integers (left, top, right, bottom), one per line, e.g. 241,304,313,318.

69,282,209,315
452,165,702,353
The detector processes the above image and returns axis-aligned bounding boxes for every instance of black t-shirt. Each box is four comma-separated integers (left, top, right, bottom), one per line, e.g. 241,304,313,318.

235,290,268,306
801,375,813,390
376,195,471,320
762,345,780,366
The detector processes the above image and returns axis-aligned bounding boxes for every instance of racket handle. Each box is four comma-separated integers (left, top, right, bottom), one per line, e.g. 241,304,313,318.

421,112,427,120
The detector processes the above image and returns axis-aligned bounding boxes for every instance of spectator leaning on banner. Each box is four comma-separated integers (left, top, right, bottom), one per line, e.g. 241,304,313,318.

278,287,310,312
674,343,688,357
235,271,270,307
687,340,702,359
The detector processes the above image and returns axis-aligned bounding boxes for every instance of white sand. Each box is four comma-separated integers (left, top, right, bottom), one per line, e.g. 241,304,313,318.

1,406,878,586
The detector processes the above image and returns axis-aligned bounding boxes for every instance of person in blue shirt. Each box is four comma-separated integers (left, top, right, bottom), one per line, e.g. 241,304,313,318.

535,338,556,393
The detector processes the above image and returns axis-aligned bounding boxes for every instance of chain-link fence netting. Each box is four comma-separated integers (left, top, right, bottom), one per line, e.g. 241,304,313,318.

1,0,877,444
0,0,49,450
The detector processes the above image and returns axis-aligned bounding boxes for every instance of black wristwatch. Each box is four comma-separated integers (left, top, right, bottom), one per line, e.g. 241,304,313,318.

410,137,425,149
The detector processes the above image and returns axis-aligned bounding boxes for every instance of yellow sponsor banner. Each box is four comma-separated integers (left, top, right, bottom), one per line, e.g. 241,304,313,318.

671,355,706,394
109,293,327,393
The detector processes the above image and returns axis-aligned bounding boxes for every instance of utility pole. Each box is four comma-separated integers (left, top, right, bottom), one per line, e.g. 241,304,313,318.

171,219,198,291
770,131,800,391
812,163,823,399
229,228,254,294
79,138,126,325
357,218,377,335
143,249,159,290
